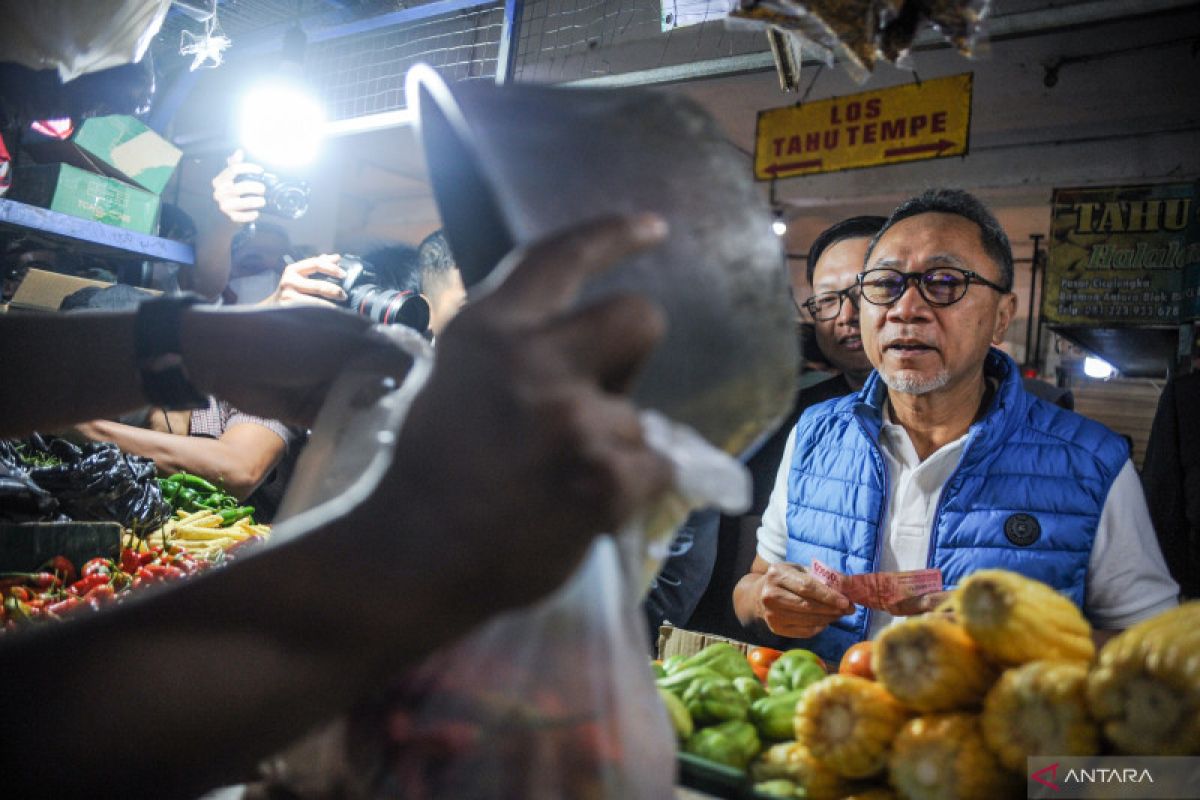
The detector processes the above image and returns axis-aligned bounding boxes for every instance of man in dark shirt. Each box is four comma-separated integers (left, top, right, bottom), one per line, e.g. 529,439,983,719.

683,216,886,643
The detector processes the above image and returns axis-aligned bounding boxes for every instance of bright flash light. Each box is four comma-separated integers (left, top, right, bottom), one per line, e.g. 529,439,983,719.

1083,356,1115,379
772,218,788,236
238,78,326,169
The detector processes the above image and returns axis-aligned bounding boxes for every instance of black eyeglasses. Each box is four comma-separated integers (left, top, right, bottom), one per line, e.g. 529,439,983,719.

856,267,1010,307
798,285,861,321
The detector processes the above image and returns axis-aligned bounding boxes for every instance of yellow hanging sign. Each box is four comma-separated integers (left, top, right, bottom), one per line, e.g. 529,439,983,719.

754,73,973,179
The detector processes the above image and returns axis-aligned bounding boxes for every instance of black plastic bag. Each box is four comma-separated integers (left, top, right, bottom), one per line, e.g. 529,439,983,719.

0,439,62,523
7,435,170,533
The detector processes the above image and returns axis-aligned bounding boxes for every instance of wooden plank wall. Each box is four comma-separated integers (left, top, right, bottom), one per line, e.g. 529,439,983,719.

1069,379,1166,471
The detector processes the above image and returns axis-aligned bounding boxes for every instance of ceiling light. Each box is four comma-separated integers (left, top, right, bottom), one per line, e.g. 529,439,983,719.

772,208,787,236
1083,356,1114,380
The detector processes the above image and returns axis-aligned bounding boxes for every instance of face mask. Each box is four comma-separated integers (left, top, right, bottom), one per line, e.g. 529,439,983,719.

226,270,281,305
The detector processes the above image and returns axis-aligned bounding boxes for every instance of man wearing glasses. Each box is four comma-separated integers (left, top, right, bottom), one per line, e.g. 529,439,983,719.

796,216,886,394
686,217,884,643
734,188,1177,663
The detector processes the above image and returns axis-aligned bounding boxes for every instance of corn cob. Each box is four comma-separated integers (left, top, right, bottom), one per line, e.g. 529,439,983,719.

888,713,1021,800
873,616,997,712
793,675,908,779
955,569,1094,666
1086,601,1200,755
981,660,1099,770
751,742,865,800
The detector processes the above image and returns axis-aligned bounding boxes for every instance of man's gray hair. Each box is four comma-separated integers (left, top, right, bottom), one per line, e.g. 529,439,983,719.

867,188,1014,291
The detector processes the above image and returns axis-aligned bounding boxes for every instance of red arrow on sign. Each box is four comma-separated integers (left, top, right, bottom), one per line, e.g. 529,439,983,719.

765,158,823,174
884,139,956,158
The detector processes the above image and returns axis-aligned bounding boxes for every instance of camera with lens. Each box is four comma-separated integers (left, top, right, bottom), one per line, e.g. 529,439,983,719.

320,255,430,332
235,171,311,220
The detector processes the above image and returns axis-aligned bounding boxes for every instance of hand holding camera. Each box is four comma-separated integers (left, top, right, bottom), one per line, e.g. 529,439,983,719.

211,150,267,225
265,253,347,308
266,252,431,333
214,150,312,224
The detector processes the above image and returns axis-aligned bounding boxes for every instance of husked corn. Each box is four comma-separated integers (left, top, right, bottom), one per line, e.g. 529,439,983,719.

1087,601,1200,755
889,713,1020,800
794,675,908,779
956,569,1093,666
982,660,1099,770
874,616,997,712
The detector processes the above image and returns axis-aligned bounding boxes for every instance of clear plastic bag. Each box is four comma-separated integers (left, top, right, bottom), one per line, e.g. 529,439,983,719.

352,415,749,799
260,333,752,798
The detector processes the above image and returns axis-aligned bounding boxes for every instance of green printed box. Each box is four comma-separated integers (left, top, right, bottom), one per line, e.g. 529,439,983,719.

23,115,181,195
11,163,160,235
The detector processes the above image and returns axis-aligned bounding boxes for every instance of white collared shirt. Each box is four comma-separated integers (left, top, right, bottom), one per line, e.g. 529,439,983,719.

756,403,1179,636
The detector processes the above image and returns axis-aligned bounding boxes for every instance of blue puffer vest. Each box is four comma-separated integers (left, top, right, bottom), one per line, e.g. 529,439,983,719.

784,348,1128,664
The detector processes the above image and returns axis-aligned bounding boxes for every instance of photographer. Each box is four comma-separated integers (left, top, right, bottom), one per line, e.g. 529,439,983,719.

60,286,300,522
193,150,294,304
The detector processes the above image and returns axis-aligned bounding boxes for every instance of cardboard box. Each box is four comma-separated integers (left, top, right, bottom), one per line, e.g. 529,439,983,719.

657,624,752,661
8,268,157,312
10,163,160,235
22,115,181,195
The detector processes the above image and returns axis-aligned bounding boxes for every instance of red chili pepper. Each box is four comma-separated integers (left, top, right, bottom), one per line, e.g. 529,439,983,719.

132,566,158,589
67,574,109,597
29,572,61,590
9,586,32,603
83,584,116,609
137,551,156,567
120,548,141,573
145,564,185,581
41,556,77,585
47,596,81,617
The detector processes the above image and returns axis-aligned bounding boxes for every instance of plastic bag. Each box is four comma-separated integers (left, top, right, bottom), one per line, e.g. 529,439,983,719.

0,0,170,82
0,440,62,523
260,332,751,798
11,435,170,534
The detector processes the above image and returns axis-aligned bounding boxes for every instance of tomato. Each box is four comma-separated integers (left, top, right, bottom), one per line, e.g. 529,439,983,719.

838,641,876,680
747,646,784,683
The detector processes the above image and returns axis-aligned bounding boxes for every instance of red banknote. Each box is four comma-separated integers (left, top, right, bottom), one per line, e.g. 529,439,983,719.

810,560,943,610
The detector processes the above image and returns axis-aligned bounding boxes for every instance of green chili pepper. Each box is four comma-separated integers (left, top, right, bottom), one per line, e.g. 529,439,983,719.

174,472,219,494
218,506,255,526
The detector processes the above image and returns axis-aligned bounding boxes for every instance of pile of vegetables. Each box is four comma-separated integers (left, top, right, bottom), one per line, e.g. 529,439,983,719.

158,472,255,526
654,641,830,793
669,570,1200,799
0,537,264,632
1,473,271,632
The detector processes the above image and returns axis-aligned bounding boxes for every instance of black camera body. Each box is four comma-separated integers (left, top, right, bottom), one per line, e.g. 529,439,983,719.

324,255,430,331
235,171,310,220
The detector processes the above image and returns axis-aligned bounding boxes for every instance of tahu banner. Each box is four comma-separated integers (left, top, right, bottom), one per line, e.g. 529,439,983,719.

1044,182,1200,326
